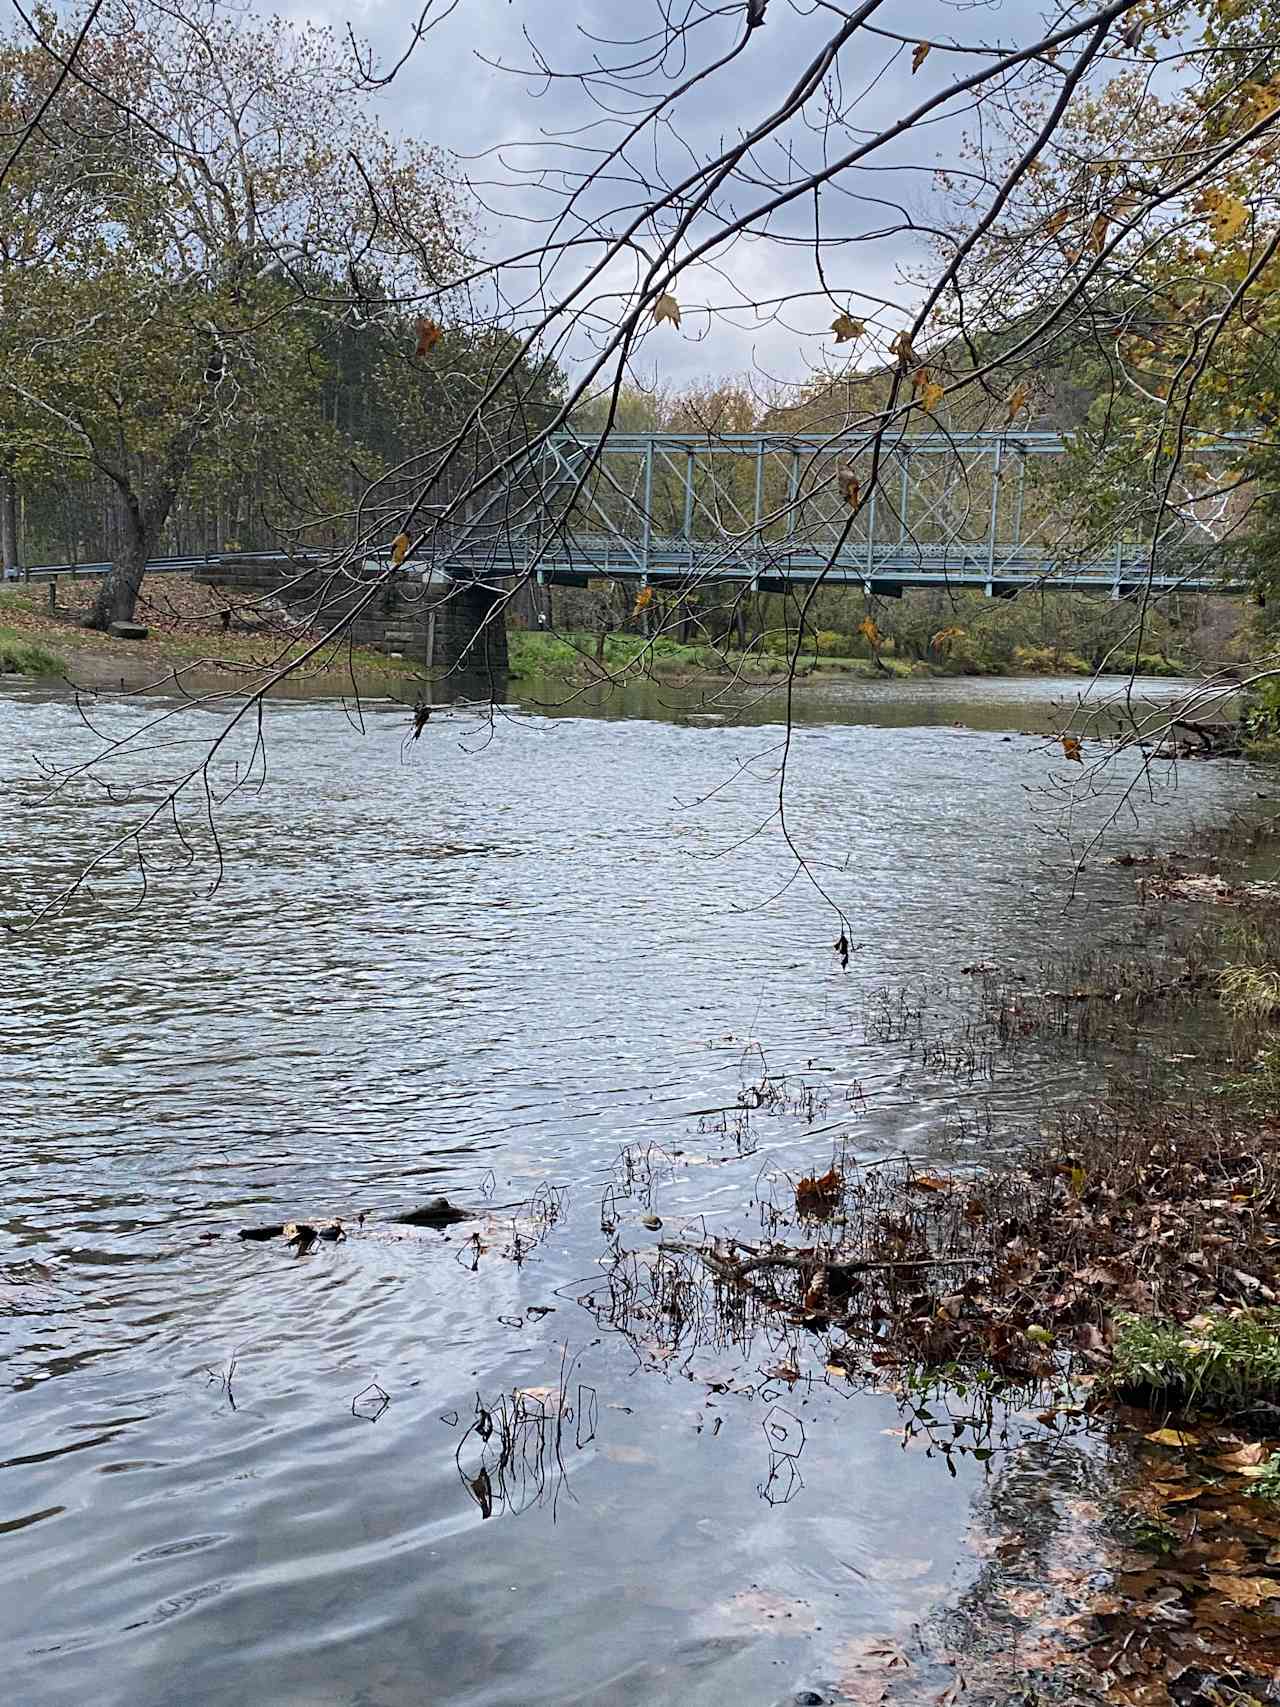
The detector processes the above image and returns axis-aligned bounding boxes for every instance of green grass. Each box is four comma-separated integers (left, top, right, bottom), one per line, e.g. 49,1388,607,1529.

0,627,64,676
1251,1452,1280,1504
508,628,928,681
1109,1310,1280,1410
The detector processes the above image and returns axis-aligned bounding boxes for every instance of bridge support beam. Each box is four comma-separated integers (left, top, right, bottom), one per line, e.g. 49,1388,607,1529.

193,561,508,682
434,579,509,679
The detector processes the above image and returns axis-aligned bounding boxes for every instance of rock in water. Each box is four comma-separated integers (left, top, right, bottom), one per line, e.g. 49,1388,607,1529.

239,1224,285,1241
396,1197,472,1227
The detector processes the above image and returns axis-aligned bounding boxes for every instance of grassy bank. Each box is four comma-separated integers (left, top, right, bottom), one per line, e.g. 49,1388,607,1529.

0,625,64,676
0,580,414,687
508,625,1194,684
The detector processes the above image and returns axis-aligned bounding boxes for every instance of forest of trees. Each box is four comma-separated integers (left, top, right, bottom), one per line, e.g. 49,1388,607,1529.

0,1,562,626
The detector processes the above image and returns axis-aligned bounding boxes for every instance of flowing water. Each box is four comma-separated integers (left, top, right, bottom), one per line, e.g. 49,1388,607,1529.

0,673,1260,1707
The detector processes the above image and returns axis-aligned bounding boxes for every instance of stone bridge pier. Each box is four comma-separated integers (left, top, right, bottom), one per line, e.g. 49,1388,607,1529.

193,560,508,679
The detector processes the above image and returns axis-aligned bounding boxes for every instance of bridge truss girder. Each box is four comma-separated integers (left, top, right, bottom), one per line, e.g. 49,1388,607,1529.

439,430,1243,599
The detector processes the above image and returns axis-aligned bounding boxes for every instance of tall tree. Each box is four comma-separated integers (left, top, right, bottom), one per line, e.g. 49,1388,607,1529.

0,0,471,627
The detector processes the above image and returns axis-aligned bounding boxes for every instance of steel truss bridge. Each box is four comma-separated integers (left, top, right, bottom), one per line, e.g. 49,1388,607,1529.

441,430,1244,600
15,431,1244,601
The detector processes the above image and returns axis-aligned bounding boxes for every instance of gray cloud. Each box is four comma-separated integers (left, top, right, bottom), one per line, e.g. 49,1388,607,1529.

292,2,1079,387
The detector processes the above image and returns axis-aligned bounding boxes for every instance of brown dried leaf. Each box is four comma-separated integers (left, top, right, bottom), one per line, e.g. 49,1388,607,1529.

1145,1428,1200,1448
1207,1573,1280,1607
796,1165,842,1217
911,41,931,73
1212,1442,1270,1471
831,311,865,342
653,292,681,327
391,532,411,569
1062,735,1084,763
414,318,443,358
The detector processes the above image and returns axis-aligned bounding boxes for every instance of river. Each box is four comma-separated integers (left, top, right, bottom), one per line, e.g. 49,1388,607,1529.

0,673,1260,1707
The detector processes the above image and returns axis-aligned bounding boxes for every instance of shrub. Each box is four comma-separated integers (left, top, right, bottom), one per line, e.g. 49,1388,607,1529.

1109,1310,1280,1409
0,628,63,676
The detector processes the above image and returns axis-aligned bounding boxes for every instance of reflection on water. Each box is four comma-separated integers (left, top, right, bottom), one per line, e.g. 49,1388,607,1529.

0,674,1259,1707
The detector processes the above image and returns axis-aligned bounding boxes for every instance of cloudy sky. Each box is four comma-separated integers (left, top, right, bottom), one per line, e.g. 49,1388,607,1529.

283,1,1114,391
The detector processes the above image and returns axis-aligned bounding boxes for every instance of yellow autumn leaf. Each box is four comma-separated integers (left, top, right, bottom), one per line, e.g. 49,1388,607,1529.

632,585,654,615
1243,80,1280,123
913,368,944,412
1209,195,1248,243
859,615,880,648
1005,382,1030,423
391,532,411,568
831,312,865,343
1062,736,1084,763
653,292,681,327
889,330,914,368
931,626,965,652
837,461,860,508
1145,1427,1199,1448
1089,212,1109,255
911,41,931,73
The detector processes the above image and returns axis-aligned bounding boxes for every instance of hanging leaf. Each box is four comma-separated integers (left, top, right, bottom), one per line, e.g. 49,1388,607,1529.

912,41,931,73
859,615,880,648
414,318,442,358
913,368,944,412
1089,212,1110,255
1210,194,1248,243
1044,208,1070,237
1243,80,1280,123
1194,187,1248,244
653,292,681,327
837,461,860,508
1062,735,1084,763
831,312,865,343
1005,382,1030,423
931,625,965,652
633,585,654,615
391,532,411,568
889,330,914,368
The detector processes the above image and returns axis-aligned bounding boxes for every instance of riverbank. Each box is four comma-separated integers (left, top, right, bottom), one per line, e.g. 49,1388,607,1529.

0,575,1214,697
672,815,1280,1706
507,625,1195,686
0,575,416,686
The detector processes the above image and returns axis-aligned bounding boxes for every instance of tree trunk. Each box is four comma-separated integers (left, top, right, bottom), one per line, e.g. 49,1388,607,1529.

0,465,18,579
87,499,154,629
86,419,205,630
